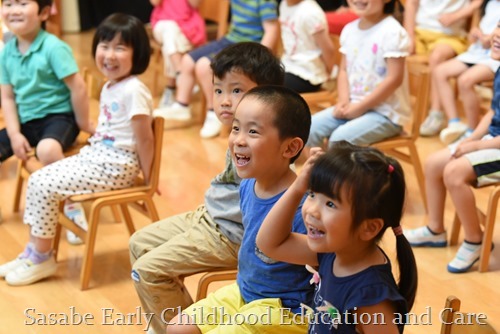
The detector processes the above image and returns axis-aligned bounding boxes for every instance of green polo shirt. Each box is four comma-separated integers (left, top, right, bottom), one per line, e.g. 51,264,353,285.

0,29,78,123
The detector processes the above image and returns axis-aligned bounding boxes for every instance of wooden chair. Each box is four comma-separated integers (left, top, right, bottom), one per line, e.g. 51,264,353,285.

194,269,238,301
441,296,497,334
11,68,105,214
449,183,499,272
53,117,164,290
301,34,341,113
371,62,430,211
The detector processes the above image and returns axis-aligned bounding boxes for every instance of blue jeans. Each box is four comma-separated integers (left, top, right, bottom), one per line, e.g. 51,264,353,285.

307,107,402,148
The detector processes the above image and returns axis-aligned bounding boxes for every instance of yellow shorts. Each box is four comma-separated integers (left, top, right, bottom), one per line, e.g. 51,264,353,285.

181,283,309,333
415,28,467,55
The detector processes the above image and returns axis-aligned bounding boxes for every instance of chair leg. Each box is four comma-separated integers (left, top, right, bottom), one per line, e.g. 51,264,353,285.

408,143,428,213
111,205,121,223
53,222,63,262
144,197,160,222
479,187,500,272
120,204,135,235
449,214,461,246
12,161,25,213
80,203,102,290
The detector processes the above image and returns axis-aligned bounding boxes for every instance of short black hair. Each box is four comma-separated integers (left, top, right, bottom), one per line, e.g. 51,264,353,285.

242,85,311,163
92,13,151,75
34,0,52,13
211,42,285,86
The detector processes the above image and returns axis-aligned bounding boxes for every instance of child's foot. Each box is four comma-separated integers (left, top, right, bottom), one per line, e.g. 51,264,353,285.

64,202,88,245
200,110,222,138
420,110,445,137
0,243,34,278
439,121,468,145
159,87,175,108
5,256,57,286
153,102,191,121
447,241,493,273
403,226,447,247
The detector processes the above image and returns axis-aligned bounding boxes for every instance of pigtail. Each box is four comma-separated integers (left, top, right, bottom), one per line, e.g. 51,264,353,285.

395,233,418,310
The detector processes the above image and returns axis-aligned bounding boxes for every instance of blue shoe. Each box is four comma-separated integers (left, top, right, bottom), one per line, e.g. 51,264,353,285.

403,226,447,247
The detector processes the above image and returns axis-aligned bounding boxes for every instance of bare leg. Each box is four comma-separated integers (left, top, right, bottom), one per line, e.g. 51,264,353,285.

175,54,197,105
428,44,458,115
443,157,483,242
424,148,453,233
195,57,214,111
433,59,468,120
36,138,64,165
456,64,494,129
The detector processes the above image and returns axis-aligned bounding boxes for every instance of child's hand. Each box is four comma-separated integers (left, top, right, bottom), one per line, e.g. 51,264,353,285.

452,138,478,158
332,101,348,118
333,103,363,120
10,132,32,161
79,120,96,135
468,27,482,44
480,34,492,49
293,148,324,194
438,13,456,27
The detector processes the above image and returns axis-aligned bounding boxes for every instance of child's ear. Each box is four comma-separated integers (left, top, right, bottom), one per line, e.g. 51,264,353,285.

39,5,51,22
359,218,384,241
282,137,304,160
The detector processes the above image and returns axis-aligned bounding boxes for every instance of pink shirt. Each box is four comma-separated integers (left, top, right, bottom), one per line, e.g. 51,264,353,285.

150,0,206,46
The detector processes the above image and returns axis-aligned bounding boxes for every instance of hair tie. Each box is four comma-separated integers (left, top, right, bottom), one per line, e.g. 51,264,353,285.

392,225,403,236
387,164,394,174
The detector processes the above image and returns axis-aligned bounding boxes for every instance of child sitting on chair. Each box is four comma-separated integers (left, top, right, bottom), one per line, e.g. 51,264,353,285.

0,13,154,286
404,20,500,274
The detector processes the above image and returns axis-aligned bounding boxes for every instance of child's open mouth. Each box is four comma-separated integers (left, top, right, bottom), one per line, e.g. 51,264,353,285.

307,225,325,239
235,154,250,167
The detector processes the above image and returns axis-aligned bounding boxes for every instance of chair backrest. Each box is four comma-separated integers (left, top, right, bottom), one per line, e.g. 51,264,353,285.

198,0,230,40
441,296,498,334
407,62,430,140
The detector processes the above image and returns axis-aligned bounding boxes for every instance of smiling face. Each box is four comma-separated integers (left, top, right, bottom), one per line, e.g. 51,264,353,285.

228,96,287,180
95,33,133,83
346,0,389,23
213,70,257,126
1,0,48,40
491,21,500,61
302,188,356,254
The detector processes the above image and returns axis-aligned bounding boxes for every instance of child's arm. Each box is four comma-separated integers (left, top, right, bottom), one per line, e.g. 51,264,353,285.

452,110,500,157
314,29,335,76
256,149,323,266
63,73,94,135
333,54,350,114
355,301,400,334
187,0,202,7
149,0,161,6
1,84,31,160
438,0,483,28
132,115,155,183
334,57,405,120
403,0,419,54
260,19,280,52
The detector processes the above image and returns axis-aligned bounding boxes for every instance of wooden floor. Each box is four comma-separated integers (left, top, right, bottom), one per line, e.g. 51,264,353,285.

0,30,499,333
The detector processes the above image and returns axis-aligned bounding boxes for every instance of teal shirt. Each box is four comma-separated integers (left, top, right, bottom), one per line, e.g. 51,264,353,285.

226,0,278,43
0,30,78,123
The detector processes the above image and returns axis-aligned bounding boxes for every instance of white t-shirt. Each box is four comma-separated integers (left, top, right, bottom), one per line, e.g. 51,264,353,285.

90,76,153,151
340,16,410,126
279,0,329,85
416,0,469,36
456,0,500,72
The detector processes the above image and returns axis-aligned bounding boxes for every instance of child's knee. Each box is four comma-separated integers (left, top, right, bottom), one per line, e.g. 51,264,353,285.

36,139,64,165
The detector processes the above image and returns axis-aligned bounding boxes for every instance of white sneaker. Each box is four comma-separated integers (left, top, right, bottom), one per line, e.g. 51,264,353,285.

420,110,446,137
0,256,29,278
64,202,88,246
5,256,57,286
158,87,175,108
200,111,222,138
447,242,484,273
153,102,191,121
404,226,447,247
439,122,468,145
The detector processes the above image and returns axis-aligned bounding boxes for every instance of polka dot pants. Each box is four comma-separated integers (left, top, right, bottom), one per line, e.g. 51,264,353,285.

24,143,140,238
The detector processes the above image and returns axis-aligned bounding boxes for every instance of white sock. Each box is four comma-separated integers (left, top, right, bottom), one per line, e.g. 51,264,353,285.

64,202,88,230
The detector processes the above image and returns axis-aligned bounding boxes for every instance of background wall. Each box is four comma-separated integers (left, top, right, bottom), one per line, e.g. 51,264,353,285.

78,0,153,30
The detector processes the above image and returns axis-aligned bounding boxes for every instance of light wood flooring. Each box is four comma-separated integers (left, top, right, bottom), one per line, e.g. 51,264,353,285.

0,30,499,333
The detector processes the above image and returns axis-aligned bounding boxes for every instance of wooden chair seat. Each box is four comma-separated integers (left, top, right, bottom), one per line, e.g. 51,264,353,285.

53,117,164,290
441,296,497,334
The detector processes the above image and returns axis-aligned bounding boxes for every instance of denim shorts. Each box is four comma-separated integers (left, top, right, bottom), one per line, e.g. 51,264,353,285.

0,112,79,162
188,37,234,63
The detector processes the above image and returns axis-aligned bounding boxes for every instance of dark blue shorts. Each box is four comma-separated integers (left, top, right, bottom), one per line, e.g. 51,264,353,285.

0,112,80,162
188,37,234,63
